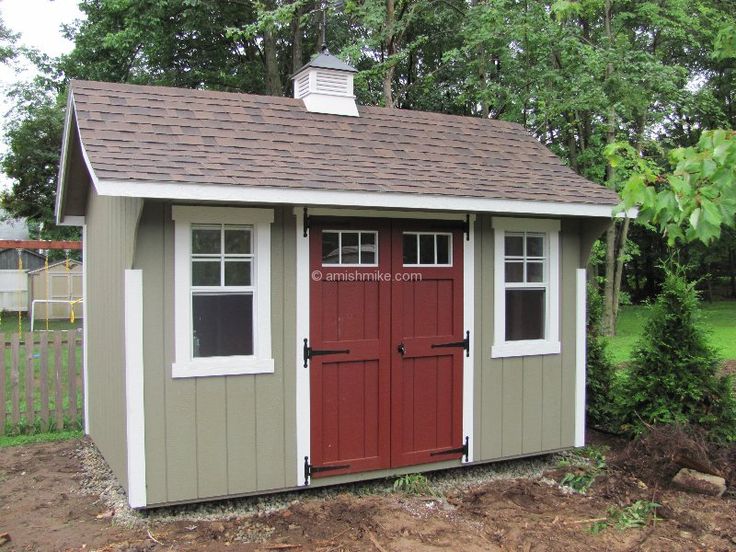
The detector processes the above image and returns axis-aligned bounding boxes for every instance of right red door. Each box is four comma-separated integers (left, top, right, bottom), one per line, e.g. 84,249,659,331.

390,225,465,467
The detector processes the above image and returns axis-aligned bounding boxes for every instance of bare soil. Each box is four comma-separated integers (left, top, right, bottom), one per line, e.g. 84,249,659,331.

1,435,736,551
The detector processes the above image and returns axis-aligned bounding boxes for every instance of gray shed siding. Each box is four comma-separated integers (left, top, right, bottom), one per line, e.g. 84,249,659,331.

134,202,297,506
0,249,46,271
131,206,590,506
86,188,143,493
473,216,582,462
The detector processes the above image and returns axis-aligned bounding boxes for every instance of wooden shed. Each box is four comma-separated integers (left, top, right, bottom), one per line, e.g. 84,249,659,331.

0,249,46,312
55,52,621,509
27,259,83,320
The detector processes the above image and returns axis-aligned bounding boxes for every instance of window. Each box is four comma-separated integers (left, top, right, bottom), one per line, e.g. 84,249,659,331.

491,218,560,358
403,232,452,266
321,230,377,266
172,206,274,377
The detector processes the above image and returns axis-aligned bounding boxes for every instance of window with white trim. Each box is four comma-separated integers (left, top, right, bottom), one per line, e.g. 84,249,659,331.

172,206,275,377
491,218,560,358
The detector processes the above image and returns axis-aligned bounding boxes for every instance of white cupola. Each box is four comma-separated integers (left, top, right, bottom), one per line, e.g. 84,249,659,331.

291,46,359,117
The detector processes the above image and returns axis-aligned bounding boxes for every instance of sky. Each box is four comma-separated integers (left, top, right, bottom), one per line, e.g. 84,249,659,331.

0,0,83,190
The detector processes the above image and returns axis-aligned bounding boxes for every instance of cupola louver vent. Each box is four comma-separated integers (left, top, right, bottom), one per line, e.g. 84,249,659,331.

291,48,359,117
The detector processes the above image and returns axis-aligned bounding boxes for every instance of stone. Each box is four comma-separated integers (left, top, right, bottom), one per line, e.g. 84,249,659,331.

672,468,727,497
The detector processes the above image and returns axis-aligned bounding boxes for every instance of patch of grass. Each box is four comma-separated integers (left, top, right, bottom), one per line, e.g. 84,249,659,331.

0,429,82,448
0,313,81,335
393,473,437,496
610,300,736,364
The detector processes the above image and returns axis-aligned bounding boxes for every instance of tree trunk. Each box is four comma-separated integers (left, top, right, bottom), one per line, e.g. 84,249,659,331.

603,223,617,335
263,28,282,95
290,3,304,77
383,0,396,107
601,0,620,335
611,215,630,326
730,245,736,298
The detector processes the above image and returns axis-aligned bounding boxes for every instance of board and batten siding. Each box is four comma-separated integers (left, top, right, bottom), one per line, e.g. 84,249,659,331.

134,202,297,506
473,215,583,462
86,188,143,492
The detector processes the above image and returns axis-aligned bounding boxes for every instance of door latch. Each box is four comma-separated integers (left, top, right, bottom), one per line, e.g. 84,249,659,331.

397,342,406,356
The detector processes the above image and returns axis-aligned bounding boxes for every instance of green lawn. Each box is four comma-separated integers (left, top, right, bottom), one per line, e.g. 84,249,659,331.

610,300,736,364
0,429,83,448
0,313,81,335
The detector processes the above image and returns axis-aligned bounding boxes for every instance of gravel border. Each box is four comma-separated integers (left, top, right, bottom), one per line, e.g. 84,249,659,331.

76,437,568,528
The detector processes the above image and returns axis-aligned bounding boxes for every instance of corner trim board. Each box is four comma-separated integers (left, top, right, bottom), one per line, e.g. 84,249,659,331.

575,268,587,447
124,269,146,508
82,225,89,435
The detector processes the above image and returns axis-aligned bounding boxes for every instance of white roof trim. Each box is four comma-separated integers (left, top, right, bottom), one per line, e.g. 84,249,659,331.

95,178,619,218
55,91,76,225
55,91,103,225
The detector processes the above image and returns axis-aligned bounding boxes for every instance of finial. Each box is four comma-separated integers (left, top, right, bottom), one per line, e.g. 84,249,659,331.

320,6,328,54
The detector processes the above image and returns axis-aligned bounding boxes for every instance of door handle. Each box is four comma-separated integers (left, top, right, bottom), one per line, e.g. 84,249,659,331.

397,342,406,356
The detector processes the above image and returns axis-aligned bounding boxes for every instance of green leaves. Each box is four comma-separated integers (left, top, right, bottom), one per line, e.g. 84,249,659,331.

615,130,736,246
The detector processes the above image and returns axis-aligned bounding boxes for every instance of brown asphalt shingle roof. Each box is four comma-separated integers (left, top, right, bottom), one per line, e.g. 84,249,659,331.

70,80,619,206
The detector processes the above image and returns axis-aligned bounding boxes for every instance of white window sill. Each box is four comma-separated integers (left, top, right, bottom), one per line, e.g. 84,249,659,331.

172,357,275,378
491,340,561,359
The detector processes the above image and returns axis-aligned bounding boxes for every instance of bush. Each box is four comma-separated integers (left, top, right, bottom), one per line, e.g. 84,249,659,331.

585,283,618,429
618,264,736,441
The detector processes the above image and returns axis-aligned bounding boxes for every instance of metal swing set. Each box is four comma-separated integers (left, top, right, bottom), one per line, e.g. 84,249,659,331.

0,239,83,333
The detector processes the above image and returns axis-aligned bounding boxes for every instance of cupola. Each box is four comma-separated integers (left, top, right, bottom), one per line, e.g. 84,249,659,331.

291,46,359,117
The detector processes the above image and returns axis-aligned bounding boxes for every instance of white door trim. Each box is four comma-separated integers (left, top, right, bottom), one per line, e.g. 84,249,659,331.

295,208,311,485
462,215,476,462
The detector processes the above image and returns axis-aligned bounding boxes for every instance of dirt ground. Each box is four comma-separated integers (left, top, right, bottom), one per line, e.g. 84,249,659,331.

1,434,735,552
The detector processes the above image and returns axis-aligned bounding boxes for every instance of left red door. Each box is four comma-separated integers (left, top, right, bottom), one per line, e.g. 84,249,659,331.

308,220,392,477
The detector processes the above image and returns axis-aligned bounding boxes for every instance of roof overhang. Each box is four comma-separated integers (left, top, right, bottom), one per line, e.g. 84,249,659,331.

92,177,623,218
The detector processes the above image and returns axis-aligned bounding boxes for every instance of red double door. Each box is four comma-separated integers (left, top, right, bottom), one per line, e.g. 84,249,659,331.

308,219,465,478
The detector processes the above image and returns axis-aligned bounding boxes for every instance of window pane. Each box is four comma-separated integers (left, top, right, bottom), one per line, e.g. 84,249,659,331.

224,228,251,254
340,232,360,264
224,260,251,286
527,235,544,257
403,234,418,265
419,234,435,264
436,234,450,264
506,289,545,341
322,232,340,264
505,235,523,257
192,294,253,357
192,228,221,254
192,261,220,286
505,261,523,283
527,262,544,283
360,232,376,264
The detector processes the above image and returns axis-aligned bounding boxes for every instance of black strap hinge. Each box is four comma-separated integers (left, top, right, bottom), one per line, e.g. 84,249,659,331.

464,214,471,241
429,436,469,462
431,330,470,357
303,207,310,238
303,338,351,368
304,456,351,485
